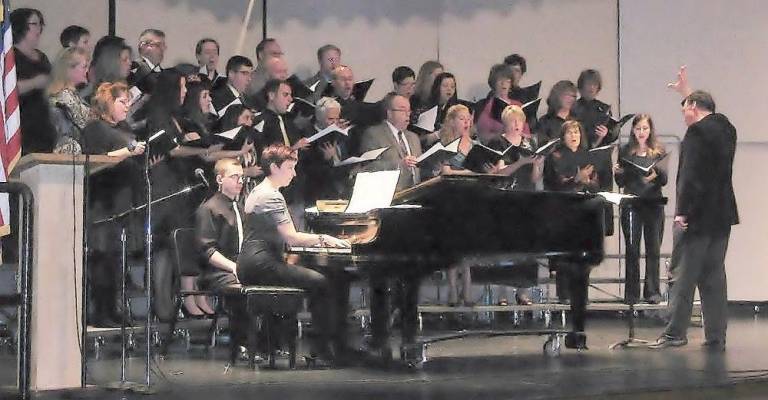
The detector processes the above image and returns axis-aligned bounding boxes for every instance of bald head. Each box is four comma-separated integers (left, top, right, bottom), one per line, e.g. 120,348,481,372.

265,56,289,81
332,65,354,100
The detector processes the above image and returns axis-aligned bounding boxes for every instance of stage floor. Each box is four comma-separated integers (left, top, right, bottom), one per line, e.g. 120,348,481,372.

4,309,768,400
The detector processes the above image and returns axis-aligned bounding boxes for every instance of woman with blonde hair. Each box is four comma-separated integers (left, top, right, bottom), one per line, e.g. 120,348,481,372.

431,104,476,306
486,105,544,190
48,46,91,152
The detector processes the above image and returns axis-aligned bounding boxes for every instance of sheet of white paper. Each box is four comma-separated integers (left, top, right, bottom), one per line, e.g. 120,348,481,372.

335,147,388,167
535,138,561,155
345,170,400,214
597,191,635,205
254,120,265,133
215,126,242,140
309,80,321,92
415,105,438,132
216,97,242,117
128,86,143,106
307,123,351,143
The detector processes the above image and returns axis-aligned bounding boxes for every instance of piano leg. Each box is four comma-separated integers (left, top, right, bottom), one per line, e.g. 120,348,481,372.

398,275,421,346
367,274,394,361
565,265,590,350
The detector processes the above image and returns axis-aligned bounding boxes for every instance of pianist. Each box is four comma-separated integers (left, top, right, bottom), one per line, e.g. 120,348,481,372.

237,144,351,363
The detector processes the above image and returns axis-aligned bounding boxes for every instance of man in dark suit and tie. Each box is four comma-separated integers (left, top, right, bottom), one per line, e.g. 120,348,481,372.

305,44,341,102
358,93,422,191
650,67,739,351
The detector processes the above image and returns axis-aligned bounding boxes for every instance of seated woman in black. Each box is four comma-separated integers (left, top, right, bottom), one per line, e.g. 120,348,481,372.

81,82,146,327
614,114,668,304
238,144,351,362
544,120,600,303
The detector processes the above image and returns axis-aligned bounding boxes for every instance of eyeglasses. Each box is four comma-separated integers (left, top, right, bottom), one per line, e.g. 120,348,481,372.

141,41,166,49
224,174,244,183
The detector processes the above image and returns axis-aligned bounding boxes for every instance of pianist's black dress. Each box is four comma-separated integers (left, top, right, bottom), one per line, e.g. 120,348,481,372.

238,183,349,355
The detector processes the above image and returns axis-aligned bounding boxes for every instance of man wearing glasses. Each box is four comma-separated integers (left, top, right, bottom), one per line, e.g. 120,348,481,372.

130,28,166,94
210,55,254,117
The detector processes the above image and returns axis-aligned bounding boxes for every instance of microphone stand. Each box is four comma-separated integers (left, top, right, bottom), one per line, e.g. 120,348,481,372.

96,182,205,393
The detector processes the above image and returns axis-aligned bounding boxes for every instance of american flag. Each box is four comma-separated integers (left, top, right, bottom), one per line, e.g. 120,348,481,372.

0,0,21,236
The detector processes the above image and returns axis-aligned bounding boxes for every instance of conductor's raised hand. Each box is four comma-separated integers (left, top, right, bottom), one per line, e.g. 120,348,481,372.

667,65,691,97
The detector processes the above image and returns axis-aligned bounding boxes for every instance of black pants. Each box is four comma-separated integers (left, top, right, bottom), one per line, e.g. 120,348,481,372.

237,241,350,352
620,204,664,303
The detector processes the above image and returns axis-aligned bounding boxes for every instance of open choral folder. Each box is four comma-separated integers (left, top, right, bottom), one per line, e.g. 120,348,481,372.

147,129,178,157
619,152,669,176
333,146,388,168
416,138,460,165
344,170,400,213
411,105,438,134
307,123,352,145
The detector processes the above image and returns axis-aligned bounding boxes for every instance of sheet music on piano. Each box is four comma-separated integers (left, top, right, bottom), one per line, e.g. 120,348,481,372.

345,170,401,213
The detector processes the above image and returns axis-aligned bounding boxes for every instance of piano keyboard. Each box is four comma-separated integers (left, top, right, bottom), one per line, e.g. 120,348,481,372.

288,246,353,255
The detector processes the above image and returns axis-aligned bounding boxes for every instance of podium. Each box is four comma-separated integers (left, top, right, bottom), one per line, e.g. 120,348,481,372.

11,153,119,391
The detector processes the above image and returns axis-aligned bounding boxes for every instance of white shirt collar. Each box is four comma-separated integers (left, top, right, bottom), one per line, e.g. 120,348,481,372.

142,57,161,72
227,84,240,98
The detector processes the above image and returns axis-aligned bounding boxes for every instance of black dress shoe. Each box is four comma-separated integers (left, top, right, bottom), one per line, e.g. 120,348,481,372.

648,335,688,349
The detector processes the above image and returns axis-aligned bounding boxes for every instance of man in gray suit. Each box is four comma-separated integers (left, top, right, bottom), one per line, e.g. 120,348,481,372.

357,93,422,191
354,94,423,358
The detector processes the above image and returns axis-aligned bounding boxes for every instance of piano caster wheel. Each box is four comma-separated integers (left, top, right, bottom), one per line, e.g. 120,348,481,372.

94,336,105,360
543,334,562,357
564,332,588,350
400,343,427,369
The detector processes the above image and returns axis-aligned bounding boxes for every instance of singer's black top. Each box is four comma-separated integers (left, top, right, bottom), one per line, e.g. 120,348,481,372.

81,119,135,154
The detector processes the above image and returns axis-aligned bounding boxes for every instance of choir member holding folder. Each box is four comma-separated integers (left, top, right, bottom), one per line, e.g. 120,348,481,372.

433,104,477,306
81,82,146,327
536,80,578,145
303,97,353,205
486,105,544,191
544,120,601,303
211,56,253,117
476,64,527,143
614,114,668,304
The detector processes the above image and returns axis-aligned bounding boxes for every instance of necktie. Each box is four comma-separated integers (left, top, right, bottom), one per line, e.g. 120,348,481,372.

397,131,417,183
397,131,410,157
232,202,243,251
278,115,290,146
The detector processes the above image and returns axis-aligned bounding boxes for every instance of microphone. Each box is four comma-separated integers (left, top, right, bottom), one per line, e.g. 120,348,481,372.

194,168,210,188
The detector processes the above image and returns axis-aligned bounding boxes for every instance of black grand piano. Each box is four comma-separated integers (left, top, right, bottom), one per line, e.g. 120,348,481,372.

291,174,608,364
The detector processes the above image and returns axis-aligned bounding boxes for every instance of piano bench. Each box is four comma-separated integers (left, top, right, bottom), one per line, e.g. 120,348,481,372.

219,284,305,370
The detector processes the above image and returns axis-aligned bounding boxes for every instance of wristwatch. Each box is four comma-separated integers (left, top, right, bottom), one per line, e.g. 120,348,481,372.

127,140,138,153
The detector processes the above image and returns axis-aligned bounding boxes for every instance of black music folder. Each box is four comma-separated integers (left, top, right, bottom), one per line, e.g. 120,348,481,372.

287,74,313,99
307,123,351,146
517,138,561,158
147,129,178,157
416,138,460,166
491,97,541,123
510,80,542,104
619,152,668,176
463,143,515,172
